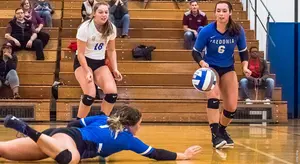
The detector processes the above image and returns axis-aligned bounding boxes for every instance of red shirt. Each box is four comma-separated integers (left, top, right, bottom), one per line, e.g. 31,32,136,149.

182,10,208,31
248,58,261,78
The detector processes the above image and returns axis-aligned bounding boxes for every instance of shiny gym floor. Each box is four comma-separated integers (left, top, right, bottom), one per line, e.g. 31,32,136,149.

0,121,298,164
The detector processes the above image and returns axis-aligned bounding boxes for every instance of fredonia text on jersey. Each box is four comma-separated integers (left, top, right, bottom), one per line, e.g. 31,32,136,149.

210,39,235,44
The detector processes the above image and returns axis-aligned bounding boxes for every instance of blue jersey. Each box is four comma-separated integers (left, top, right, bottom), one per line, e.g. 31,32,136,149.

193,22,247,67
78,115,154,158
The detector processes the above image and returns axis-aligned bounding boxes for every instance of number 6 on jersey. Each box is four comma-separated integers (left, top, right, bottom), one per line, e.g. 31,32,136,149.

218,45,225,54
94,43,104,50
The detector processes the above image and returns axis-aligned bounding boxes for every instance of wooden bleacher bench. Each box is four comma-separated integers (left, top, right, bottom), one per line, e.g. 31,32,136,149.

57,86,282,101
19,73,54,86
0,27,59,39
0,1,62,10
61,38,259,49
0,99,51,121
16,51,57,61
60,27,255,39
63,9,247,20
56,99,287,123
58,72,276,86
0,38,58,50
60,49,264,62
62,18,250,29
63,1,243,10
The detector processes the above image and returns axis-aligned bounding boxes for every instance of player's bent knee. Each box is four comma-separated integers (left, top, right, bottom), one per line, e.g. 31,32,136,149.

207,98,220,109
223,109,236,119
82,94,95,106
54,149,72,164
104,93,118,103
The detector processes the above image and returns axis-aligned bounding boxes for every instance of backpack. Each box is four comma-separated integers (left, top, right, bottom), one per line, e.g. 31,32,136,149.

132,45,156,61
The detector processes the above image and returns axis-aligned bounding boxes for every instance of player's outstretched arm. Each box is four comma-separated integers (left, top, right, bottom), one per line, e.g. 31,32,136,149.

176,145,202,160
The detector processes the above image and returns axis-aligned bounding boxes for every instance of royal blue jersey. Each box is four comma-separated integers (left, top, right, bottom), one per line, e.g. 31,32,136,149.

193,22,247,67
77,115,154,158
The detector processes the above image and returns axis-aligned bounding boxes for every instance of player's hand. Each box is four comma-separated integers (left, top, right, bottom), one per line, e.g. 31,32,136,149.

113,70,123,81
243,67,252,77
199,60,209,68
86,71,93,83
183,145,202,159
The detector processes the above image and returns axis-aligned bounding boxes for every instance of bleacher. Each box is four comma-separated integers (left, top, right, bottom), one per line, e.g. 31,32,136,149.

0,0,287,123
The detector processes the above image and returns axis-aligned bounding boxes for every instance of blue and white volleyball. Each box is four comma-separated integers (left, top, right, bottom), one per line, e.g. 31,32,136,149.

192,68,217,92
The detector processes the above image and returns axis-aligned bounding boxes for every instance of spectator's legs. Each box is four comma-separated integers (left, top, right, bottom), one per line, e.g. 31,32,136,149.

239,78,251,100
37,11,52,27
37,32,50,48
184,31,195,49
31,39,44,60
5,70,20,98
120,14,130,36
264,78,274,100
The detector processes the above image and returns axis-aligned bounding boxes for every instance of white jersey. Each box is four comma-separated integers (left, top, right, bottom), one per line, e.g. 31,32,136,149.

76,20,117,60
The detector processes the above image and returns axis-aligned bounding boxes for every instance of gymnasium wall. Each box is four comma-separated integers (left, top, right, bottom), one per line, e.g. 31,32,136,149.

268,23,295,118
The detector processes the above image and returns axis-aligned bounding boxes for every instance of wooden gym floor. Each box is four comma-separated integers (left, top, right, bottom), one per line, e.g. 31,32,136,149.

0,121,298,164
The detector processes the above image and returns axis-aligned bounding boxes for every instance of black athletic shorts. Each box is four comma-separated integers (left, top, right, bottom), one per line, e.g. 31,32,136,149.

210,65,235,78
73,55,106,72
42,127,98,159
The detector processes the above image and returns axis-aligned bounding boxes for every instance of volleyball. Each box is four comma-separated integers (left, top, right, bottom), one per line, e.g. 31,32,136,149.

192,68,217,92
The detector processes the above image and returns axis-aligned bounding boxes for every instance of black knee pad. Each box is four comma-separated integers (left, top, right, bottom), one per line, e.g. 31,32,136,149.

82,94,95,106
104,93,118,103
223,109,236,119
207,98,220,109
54,149,72,164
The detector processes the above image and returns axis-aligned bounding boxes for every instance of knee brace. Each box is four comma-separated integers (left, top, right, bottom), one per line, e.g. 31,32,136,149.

104,93,118,103
207,98,220,109
54,149,72,164
223,109,236,119
82,94,95,106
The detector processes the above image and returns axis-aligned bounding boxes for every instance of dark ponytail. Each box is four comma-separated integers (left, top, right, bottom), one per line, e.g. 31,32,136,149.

215,1,241,37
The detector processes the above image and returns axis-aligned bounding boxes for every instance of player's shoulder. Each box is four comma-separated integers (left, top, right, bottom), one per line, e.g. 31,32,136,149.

199,22,215,35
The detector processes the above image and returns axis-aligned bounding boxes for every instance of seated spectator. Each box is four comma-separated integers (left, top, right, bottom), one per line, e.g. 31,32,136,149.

182,0,208,49
0,43,20,99
21,0,50,47
109,0,130,38
34,0,53,27
81,0,98,21
5,8,44,60
239,47,274,105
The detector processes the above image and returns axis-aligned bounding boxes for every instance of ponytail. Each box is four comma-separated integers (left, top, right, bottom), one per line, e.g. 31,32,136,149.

107,116,124,132
227,16,241,37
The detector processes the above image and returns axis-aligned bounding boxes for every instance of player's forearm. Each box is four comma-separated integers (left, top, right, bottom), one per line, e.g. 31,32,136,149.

77,53,90,72
242,61,248,69
5,33,16,41
107,50,118,71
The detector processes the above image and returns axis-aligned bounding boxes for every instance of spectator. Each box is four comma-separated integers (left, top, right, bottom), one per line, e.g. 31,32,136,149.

21,0,50,47
34,0,53,27
81,0,98,21
182,0,208,49
5,8,44,60
109,0,130,38
239,47,274,105
0,43,20,99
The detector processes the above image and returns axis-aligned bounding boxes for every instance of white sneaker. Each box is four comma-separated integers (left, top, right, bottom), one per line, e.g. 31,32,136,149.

245,98,253,104
264,99,271,105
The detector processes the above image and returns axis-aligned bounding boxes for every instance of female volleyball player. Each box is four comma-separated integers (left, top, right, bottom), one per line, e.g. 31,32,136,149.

74,1,122,118
192,1,252,149
2,106,201,163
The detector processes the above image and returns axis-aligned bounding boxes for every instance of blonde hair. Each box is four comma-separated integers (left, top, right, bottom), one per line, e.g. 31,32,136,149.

107,106,142,132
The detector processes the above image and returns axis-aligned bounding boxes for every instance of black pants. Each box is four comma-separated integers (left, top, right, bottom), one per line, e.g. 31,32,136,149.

37,31,50,48
8,39,45,60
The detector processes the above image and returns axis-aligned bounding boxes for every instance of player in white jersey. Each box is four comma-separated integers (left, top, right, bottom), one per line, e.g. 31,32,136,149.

73,1,122,119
